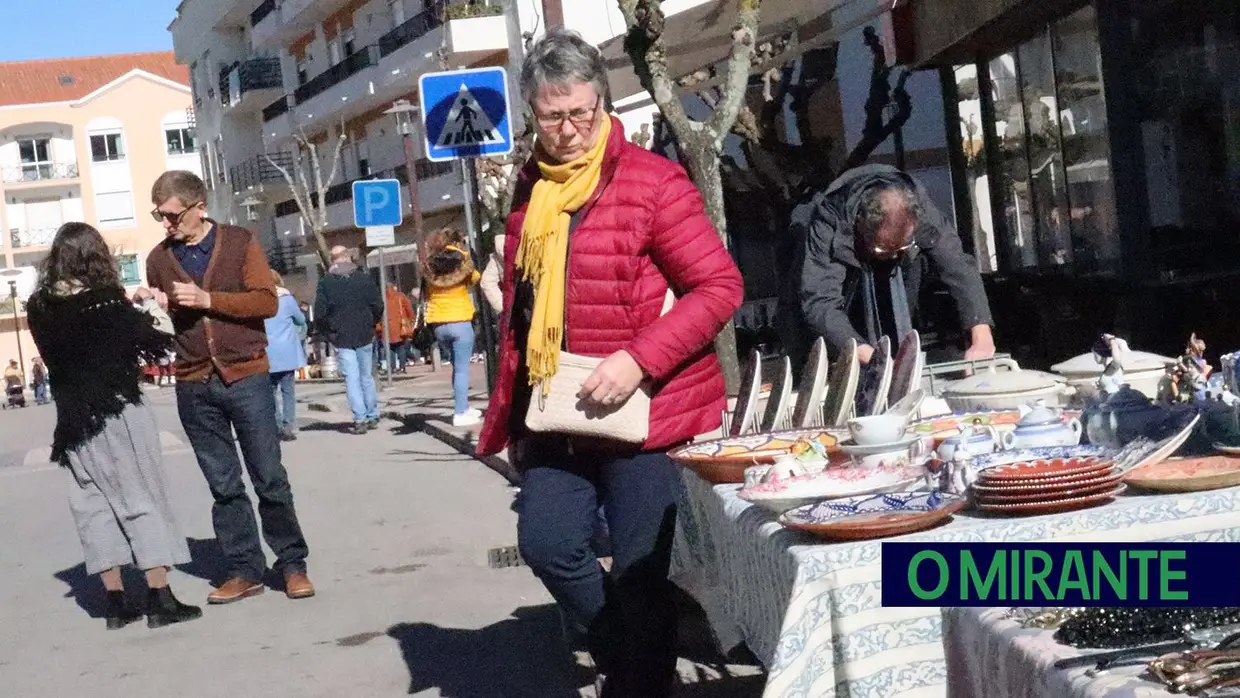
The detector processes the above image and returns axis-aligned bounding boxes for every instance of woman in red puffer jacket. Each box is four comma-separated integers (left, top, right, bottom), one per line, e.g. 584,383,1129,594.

477,27,743,698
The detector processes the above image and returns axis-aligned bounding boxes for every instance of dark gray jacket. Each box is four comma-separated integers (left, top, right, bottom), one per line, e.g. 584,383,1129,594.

798,164,992,353
314,262,383,350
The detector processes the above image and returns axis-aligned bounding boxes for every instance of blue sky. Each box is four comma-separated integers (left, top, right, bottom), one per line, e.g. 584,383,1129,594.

0,0,177,62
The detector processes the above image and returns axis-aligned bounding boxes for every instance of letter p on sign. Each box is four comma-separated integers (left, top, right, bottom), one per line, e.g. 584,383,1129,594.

352,179,403,229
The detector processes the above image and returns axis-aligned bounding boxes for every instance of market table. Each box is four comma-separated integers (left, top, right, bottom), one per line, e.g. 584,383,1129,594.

670,471,1240,698
941,607,1194,698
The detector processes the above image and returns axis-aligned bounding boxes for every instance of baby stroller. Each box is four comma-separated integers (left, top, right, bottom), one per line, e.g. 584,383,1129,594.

4,382,25,409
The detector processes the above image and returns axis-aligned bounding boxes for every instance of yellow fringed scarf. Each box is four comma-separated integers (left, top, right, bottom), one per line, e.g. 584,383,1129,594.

515,115,613,396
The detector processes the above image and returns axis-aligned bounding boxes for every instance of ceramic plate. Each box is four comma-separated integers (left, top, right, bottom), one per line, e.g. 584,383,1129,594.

974,485,1126,515
971,469,1122,495
972,476,1125,504
779,491,967,541
822,339,861,427
1214,444,1240,456
978,457,1112,483
669,428,846,465
968,445,1109,472
888,330,923,407
740,464,926,502
1125,456,1240,493
838,433,924,456
910,409,1026,440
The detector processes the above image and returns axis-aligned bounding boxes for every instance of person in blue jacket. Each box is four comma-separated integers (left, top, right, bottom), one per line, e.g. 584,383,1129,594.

265,271,307,441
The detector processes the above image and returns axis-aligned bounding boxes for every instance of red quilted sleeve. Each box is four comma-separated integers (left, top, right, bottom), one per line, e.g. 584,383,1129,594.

624,164,743,381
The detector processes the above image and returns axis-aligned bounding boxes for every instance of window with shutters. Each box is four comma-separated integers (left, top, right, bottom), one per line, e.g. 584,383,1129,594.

95,191,135,228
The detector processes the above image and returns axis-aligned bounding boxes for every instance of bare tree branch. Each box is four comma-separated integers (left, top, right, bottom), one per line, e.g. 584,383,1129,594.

618,0,699,138
705,0,762,147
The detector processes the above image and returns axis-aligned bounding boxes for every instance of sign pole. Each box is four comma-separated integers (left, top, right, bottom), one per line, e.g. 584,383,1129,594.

379,245,392,388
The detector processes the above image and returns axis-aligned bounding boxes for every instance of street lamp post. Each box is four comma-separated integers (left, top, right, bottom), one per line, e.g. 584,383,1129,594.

384,99,438,372
8,280,23,381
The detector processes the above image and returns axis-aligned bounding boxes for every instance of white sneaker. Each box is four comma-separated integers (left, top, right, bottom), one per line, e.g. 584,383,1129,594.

453,412,482,428
465,407,483,419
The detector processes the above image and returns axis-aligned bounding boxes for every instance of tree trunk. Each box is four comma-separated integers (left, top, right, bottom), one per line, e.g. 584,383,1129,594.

679,132,742,393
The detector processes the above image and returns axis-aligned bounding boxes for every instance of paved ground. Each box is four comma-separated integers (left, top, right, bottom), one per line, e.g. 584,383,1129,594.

0,369,764,697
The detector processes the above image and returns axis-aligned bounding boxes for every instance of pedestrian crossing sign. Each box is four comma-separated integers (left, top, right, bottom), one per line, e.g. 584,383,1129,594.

419,66,513,162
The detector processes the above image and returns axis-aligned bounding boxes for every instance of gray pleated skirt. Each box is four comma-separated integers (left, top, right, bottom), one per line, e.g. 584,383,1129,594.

65,400,191,574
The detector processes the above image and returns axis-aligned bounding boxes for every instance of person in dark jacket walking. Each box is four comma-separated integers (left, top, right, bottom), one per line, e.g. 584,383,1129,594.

798,164,995,364
314,246,383,434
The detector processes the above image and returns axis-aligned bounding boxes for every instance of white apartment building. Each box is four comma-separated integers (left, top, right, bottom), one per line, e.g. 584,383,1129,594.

171,0,950,305
169,0,518,294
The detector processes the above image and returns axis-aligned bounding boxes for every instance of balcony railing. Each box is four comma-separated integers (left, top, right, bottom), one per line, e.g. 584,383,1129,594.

250,0,276,26
293,45,379,104
10,227,59,248
379,8,445,58
263,96,292,122
229,151,295,192
219,57,284,107
2,163,79,184
273,159,456,219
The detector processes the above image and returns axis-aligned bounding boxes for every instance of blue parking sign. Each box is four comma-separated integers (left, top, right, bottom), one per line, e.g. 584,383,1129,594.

352,179,403,228
419,67,513,162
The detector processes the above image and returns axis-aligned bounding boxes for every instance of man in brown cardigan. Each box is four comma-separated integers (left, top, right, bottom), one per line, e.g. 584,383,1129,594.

139,170,314,604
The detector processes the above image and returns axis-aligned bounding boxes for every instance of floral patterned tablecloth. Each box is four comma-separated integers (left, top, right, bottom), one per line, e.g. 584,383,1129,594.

669,470,1240,698
942,607,1179,698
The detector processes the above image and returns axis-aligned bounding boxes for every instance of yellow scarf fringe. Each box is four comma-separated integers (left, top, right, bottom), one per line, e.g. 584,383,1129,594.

516,115,613,396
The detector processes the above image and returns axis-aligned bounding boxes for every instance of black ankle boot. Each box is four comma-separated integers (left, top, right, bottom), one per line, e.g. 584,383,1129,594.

146,586,203,629
105,590,142,630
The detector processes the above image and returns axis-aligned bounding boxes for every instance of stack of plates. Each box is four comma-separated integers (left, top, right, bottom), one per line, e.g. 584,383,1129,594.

971,456,1125,515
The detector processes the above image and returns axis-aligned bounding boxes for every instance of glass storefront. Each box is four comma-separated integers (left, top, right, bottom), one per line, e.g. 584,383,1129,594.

1131,0,1240,277
950,4,1118,277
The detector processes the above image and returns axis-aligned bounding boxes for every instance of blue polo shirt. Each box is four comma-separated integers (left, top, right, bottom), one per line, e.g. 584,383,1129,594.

172,225,216,284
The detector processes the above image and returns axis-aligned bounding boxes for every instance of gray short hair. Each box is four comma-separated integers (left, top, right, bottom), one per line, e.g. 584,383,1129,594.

856,182,922,239
519,27,610,105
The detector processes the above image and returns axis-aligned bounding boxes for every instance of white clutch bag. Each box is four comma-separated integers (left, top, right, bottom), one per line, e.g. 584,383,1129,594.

523,289,674,444
524,352,652,444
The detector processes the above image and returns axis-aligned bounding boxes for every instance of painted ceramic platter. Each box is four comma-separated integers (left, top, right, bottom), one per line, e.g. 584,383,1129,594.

969,445,1110,472
740,464,926,504
974,485,1126,515
668,427,847,475
779,491,967,541
911,410,1087,442
1124,456,1240,493
978,457,1113,483
823,340,862,427
972,476,1125,504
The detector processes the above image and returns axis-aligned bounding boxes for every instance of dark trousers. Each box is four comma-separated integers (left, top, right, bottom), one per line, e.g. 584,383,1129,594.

177,373,309,582
516,443,680,698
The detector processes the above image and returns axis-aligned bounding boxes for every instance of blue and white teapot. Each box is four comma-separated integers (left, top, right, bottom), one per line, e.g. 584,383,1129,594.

1000,401,1083,450
936,423,1001,462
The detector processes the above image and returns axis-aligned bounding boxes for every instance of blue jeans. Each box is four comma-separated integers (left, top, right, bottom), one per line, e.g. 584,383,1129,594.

433,322,474,415
33,382,48,404
176,373,309,581
515,443,680,697
270,371,297,432
335,345,379,423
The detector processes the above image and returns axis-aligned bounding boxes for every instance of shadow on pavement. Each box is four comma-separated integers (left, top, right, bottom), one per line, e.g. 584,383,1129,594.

52,537,222,618
387,604,589,697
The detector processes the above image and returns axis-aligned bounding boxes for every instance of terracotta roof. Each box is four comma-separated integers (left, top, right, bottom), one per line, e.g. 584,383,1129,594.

0,51,189,108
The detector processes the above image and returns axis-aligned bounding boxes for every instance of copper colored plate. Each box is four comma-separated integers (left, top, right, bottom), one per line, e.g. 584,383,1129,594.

978,457,1112,483
971,468,1121,494
1125,456,1240,493
975,485,1126,515
972,476,1124,504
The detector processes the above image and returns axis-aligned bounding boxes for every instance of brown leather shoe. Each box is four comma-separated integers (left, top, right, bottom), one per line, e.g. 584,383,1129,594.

284,571,315,599
207,577,265,605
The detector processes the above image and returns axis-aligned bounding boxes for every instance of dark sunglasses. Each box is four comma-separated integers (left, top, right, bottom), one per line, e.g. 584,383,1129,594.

150,202,202,225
